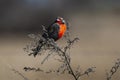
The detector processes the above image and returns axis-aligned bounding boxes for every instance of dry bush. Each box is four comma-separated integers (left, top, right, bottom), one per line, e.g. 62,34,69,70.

23,25,95,80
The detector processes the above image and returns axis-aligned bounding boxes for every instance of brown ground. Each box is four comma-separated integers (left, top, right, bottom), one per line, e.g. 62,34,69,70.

0,13,120,80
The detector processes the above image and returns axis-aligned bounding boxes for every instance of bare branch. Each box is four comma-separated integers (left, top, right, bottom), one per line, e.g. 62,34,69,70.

24,67,44,72
106,59,120,80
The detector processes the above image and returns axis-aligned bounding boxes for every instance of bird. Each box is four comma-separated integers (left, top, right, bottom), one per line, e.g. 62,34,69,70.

43,17,67,41
31,17,67,57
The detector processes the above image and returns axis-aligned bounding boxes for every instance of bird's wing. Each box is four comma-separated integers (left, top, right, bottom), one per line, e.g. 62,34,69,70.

48,23,60,34
47,23,60,41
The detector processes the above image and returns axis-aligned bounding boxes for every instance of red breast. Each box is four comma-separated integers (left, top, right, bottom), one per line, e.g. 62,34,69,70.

58,24,67,39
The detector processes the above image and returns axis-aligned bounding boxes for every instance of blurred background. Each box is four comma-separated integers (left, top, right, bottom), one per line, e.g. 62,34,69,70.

0,0,120,80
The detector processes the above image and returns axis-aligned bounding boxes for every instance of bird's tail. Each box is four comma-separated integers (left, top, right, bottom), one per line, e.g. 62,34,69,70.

29,39,44,57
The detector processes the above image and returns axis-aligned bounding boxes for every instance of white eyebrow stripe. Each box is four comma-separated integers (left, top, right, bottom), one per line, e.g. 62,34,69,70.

61,18,63,20
57,19,60,21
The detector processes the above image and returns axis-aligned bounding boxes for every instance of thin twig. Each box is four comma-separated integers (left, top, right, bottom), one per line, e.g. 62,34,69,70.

12,68,29,80
41,49,55,64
